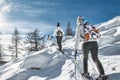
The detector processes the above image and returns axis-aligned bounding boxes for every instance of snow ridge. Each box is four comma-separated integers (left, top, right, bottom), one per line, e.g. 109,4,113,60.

1,16,120,80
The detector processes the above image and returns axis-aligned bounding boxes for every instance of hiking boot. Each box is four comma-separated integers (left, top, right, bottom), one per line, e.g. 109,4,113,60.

96,75,108,80
82,73,90,79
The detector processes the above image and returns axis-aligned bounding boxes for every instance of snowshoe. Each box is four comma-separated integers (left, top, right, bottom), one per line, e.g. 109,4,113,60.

81,73,93,80
96,75,108,80
60,50,64,54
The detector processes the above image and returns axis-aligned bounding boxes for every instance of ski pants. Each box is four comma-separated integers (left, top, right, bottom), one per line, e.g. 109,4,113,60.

82,41,105,75
56,36,62,51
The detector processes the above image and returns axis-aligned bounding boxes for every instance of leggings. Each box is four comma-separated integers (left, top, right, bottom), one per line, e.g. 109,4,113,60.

82,41,104,75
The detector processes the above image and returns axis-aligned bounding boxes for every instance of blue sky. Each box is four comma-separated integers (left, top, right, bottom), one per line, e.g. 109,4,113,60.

0,0,120,34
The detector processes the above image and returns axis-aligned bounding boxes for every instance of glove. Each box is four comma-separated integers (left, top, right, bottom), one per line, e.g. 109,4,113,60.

97,34,101,38
51,36,53,38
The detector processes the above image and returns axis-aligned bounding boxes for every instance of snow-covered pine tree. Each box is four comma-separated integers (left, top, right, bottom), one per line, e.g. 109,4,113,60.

25,28,45,52
0,32,2,58
66,21,73,36
0,32,5,60
8,27,22,59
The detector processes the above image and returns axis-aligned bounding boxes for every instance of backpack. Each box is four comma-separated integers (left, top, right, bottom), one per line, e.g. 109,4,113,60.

84,25,99,41
57,30,63,36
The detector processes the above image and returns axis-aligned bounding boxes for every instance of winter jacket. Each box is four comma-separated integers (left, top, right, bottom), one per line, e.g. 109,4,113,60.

52,27,64,37
75,24,100,50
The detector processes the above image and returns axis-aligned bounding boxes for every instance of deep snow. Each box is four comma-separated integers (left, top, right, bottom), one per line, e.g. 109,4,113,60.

0,16,120,80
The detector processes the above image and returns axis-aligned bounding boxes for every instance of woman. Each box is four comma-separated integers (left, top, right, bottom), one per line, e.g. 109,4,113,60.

74,16,106,79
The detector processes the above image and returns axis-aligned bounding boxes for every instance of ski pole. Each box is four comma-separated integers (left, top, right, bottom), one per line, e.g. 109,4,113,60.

74,50,77,80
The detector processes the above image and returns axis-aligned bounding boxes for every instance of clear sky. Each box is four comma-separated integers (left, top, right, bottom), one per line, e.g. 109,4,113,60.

0,0,120,34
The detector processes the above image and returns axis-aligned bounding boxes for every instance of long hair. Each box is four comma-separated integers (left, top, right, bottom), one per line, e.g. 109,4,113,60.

76,16,83,25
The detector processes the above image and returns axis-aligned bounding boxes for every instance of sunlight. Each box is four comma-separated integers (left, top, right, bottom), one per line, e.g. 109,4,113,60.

1,4,12,13
0,0,5,3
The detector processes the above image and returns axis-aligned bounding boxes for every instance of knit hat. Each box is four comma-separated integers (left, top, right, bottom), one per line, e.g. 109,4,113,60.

83,18,89,24
57,23,60,27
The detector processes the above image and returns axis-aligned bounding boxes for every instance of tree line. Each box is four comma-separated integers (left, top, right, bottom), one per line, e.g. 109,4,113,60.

0,21,74,60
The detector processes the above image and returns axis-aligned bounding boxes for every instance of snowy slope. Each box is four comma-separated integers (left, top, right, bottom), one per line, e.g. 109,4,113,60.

0,16,120,80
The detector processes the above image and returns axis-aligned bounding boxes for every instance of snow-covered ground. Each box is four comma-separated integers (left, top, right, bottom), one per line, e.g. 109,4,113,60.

0,16,120,80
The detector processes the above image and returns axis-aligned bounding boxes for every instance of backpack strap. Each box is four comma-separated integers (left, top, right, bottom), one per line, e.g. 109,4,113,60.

83,24,90,41
83,24,100,41
57,30,63,36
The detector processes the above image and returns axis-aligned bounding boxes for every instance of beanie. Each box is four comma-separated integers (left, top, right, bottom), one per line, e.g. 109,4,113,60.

83,18,89,24
57,23,60,27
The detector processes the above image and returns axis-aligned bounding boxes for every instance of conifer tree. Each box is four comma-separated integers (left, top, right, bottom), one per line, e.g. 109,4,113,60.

9,27,22,59
26,28,45,52
66,21,73,36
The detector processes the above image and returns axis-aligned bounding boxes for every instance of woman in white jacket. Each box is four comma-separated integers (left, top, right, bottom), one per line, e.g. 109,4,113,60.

53,23,64,51
75,16,106,79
